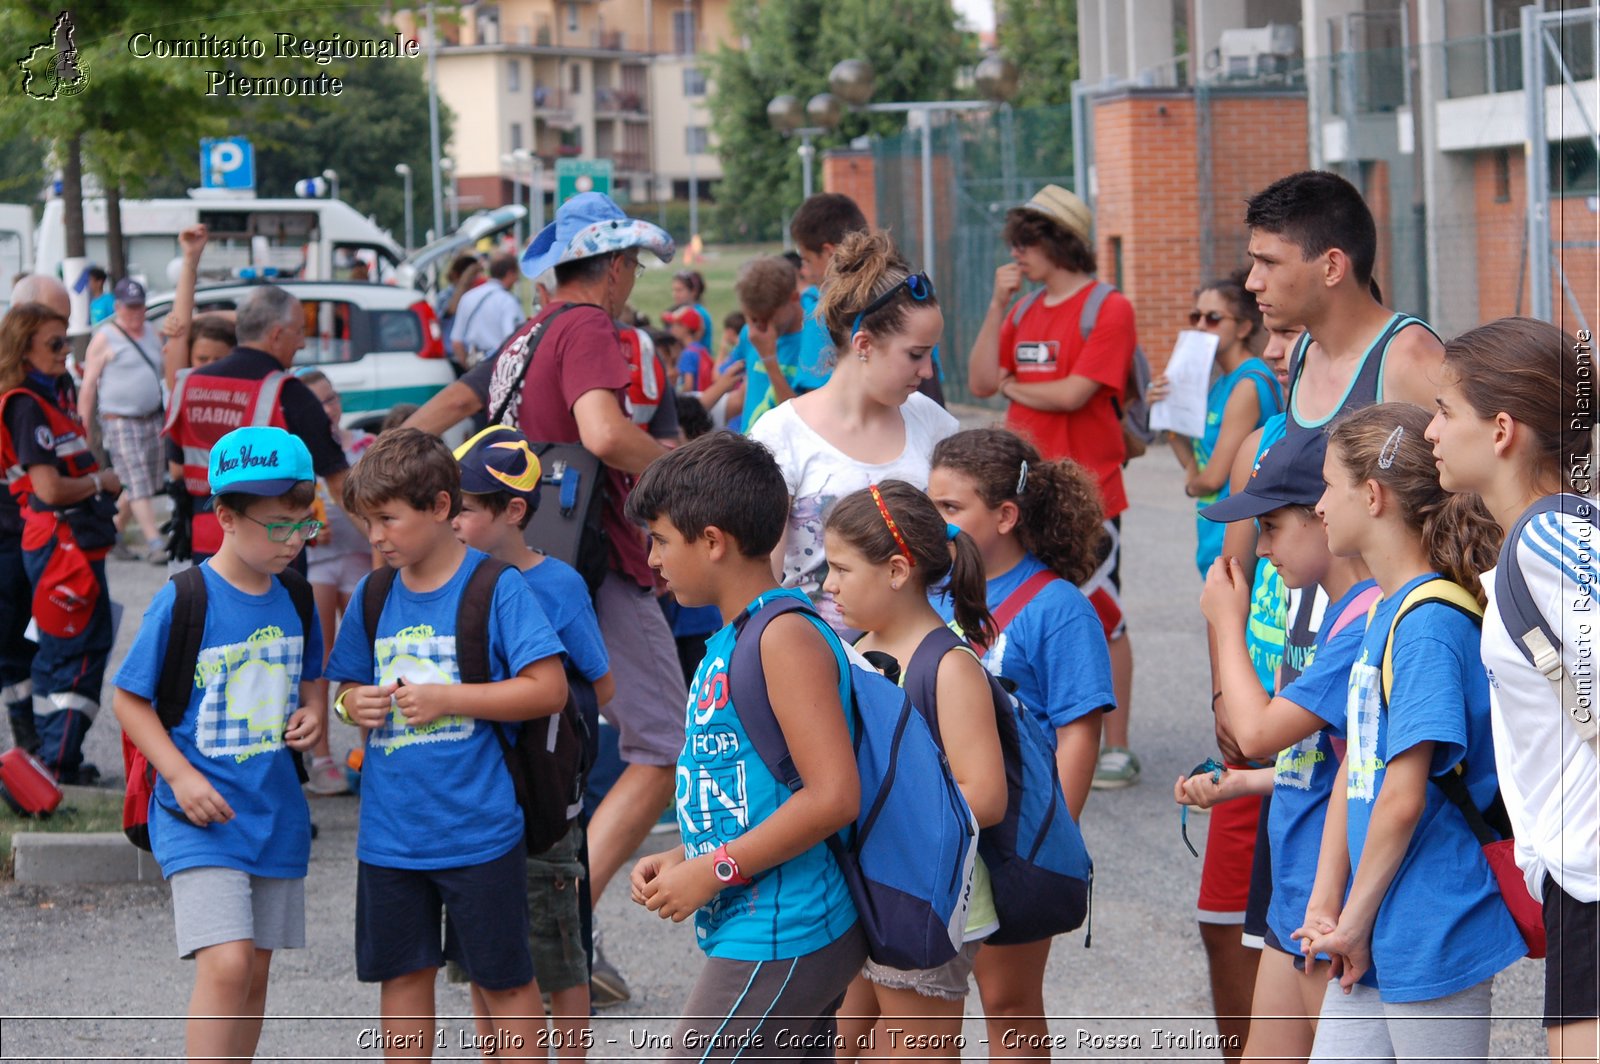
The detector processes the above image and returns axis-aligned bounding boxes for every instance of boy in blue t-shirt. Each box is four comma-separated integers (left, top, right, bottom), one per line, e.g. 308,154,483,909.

731,255,807,432
623,431,867,1051
324,428,571,1054
449,424,613,1045
113,426,326,1062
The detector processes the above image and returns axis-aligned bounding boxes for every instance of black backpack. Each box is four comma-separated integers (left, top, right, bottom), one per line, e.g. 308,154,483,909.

122,566,314,851
360,556,594,855
486,304,610,596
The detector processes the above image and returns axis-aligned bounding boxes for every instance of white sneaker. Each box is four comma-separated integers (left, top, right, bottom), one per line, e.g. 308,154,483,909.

304,755,350,796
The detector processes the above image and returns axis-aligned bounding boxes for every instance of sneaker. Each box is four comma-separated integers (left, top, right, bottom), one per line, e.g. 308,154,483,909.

109,542,140,562
1092,746,1141,790
589,931,632,1009
144,541,170,565
304,755,350,796
58,762,102,787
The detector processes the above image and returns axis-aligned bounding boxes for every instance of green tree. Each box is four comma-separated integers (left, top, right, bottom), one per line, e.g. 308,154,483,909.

706,0,976,240
995,0,1079,108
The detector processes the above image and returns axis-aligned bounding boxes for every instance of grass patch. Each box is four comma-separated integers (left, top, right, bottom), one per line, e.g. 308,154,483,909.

630,242,783,344
1,790,125,865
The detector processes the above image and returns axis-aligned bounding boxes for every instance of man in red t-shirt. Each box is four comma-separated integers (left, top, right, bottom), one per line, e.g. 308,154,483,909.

406,193,679,1005
967,184,1142,790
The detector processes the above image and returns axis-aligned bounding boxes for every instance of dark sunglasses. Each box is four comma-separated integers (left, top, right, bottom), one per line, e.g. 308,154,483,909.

1179,757,1225,857
1188,310,1235,327
851,273,935,338
44,336,69,354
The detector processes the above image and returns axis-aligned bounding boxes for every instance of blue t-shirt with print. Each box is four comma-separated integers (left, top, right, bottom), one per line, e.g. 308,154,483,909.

113,563,323,879
521,556,609,684
1264,579,1376,953
795,286,835,392
326,549,565,870
935,553,1114,738
1193,358,1282,576
1240,415,1289,693
1342,572,1525,1002
678,586,858,961
735,324,806,433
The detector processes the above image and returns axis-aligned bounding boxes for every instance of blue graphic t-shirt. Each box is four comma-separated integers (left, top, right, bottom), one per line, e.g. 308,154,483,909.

735,324,807,433
113,563,323,879
521,556,609,684
678,586,857,961
935,554,1114,739
1241,415,1290,692
795,286,835,392
1193,358,1282,575
326,549,565,870
1342,573,1525,1002
1264,579,1377,953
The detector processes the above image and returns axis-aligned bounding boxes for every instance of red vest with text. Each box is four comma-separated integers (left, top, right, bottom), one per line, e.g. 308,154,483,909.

163,369,288,555
0,386,101,550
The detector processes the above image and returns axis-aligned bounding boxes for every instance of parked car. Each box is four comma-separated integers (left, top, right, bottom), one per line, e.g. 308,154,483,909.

143,279,470,442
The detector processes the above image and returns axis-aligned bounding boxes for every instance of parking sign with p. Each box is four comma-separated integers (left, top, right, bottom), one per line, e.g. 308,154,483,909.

201,137,255,191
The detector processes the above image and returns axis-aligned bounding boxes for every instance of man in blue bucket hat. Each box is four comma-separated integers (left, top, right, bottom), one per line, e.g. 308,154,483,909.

405,191,677,1006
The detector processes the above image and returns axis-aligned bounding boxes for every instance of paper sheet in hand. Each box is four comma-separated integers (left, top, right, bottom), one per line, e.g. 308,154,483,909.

1148,330,1219,439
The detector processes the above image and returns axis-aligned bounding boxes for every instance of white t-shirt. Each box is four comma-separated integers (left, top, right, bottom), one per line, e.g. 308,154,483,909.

453,282,526,365
750,393,959,633
1480,505,1600,903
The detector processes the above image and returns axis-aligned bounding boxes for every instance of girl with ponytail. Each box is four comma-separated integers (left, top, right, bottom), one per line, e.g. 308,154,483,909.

1426,317,1600,1057
927,427,1113,1054
748,229,958,636
818,480,1005,1051
1295,403,1522,1058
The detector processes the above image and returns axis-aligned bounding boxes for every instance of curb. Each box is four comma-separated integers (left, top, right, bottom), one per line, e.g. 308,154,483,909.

13,831,163,884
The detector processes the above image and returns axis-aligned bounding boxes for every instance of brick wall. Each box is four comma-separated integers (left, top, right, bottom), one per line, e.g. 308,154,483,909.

1091,92,1309,369
821,150,878,228
1474,149,1600,333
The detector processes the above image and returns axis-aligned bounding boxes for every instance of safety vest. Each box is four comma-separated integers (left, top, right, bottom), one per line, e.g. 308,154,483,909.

163,369,288,555
0,383,102,549
619,326,667,427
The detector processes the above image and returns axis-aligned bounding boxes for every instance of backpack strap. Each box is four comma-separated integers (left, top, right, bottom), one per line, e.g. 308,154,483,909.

1430,761,1514,847
489,303,584,426
361,565,399,660
1007,289,1045,331
155,566,209,730
972,570,1058,655
1368,578,1484,707
727,595,839,793
1495,494,1599,753
1327,584,1383,641
456,556,514,685
903,626,973,749
1077,281,1114,341
1236,362,1284,417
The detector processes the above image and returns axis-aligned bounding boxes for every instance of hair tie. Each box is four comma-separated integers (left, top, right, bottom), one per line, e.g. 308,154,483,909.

869,483,915,567
1015,460,1029,496
1378,425,1404,470
946,523,961,542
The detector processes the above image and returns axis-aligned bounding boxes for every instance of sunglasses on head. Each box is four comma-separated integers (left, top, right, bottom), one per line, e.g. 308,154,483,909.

1188,310,1234,327
851,272,934,338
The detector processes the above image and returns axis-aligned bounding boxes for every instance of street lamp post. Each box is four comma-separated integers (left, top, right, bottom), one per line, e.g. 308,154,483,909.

395,163,414,253
512,149,533,248
501,154,523,245
439,157,459,230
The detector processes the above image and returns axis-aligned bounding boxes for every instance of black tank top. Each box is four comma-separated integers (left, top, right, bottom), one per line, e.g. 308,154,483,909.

1283,313,1439,435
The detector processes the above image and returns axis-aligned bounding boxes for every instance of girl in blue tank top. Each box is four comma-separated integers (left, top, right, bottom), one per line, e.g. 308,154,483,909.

1151,272,1283,575
1298,405,1523,1060
820,481,1005,1056
927,427,1113,1053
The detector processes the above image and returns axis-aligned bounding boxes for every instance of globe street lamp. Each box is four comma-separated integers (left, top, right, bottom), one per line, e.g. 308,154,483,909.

395,163,414,253
766,92,841,200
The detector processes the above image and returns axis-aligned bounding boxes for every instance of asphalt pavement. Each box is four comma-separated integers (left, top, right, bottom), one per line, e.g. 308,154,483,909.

0,429,1547,1061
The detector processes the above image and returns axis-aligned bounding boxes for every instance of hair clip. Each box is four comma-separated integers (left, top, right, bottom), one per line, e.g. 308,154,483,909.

1378,425,1404,470
1015,460,1029,496
946,523,961,542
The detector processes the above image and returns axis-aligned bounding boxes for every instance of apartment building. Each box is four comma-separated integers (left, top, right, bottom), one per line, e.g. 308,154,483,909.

400,1,729,221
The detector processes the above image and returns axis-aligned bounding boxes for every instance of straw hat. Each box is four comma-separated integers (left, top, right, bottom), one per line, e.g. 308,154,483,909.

1020,184,1093,245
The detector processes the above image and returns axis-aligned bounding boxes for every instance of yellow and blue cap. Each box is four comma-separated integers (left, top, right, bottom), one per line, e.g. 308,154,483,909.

454,425,544,509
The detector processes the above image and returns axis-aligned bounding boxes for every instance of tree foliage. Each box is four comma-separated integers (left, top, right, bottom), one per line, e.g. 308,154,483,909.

706,0,977,240
996,0,1079,109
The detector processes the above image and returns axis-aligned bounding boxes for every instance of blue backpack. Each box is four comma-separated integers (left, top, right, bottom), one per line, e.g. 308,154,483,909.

728,595,979,971
905,626,1094,946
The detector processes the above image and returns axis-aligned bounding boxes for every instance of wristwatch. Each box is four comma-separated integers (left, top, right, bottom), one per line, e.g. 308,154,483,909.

711,842,751,886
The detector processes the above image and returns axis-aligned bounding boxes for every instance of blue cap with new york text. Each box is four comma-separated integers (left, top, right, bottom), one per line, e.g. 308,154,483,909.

209,426,314,497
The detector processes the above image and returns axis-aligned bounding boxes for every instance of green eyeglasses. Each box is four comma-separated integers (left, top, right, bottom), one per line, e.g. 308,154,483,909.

242,514,325,543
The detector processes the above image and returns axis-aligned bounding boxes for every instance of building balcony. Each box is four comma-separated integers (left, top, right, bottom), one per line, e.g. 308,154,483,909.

594,86,648,115
614,150,650,172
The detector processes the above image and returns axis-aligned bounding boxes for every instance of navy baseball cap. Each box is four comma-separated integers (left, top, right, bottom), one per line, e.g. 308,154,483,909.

209,426,314,496
112,278,146,305
1200,430,1329,523
454,425,543,509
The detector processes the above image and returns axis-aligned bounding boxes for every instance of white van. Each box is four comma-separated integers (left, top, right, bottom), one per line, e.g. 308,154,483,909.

34,195,405,293
0,204,35,307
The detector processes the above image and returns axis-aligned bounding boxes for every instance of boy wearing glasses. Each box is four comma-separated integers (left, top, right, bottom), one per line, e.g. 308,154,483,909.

112,426,327,1062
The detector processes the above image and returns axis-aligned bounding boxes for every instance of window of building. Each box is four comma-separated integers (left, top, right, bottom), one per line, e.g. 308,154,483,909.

567,2,579,33
511,123,523,151
569,63,581,94
1493,148,1512,203
673,9,697,54
683,66,707,97
507,59,520,93
1551,138,1599,198
686,126,709,155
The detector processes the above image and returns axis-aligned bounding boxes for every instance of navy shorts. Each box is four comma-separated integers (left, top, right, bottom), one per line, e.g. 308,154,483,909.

356,839,533,991
1242,793,1272,948
1544,874,1600,1027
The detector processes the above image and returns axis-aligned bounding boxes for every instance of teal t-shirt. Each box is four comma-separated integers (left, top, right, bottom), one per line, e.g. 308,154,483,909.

734,325,806,434
1193,358,1283,575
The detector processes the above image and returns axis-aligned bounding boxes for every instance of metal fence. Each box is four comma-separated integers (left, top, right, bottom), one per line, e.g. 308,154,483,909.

872,103,1074,406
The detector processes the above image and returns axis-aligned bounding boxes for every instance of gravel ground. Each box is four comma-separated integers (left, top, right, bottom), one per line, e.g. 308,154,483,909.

0,424,1549,1061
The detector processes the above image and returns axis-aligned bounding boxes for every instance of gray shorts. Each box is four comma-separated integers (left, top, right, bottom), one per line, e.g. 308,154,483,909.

1310,977,1494,1064
862,939,983,1001
595,570,688,766
308,551,371,597
169,866,306,959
